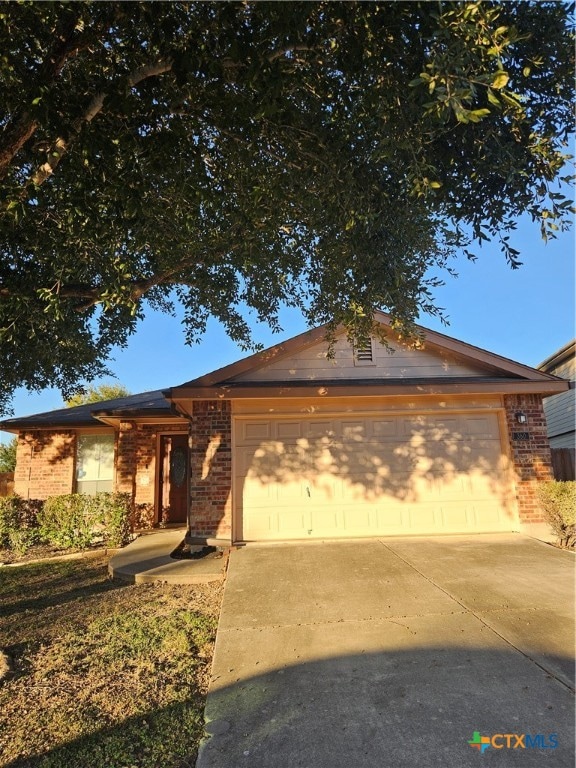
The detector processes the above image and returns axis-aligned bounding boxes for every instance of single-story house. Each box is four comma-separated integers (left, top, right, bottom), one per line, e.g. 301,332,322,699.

0,312,569,544
538,339,575,480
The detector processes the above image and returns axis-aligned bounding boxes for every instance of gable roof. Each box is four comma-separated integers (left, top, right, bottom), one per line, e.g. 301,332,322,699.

167,311,567,399
1,315,570,432
0,389,176,432
538,339,575,374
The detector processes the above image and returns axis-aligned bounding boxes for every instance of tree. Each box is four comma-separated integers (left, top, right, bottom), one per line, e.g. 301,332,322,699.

0,437,17,472
0,1,573,414
65,383,131,407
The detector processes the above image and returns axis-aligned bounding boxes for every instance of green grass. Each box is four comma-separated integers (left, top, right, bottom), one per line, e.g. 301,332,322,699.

0,555,222,768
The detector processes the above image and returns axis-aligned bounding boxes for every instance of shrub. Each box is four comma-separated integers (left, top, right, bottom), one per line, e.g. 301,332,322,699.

97,492,132,548
132,502,155,531
38,495,94,549
0,496,19,547
0,495,42,554
537,481,576,548
38,493,132,550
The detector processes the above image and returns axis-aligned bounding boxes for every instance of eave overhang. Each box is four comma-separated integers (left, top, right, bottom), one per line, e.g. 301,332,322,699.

170,377,569,401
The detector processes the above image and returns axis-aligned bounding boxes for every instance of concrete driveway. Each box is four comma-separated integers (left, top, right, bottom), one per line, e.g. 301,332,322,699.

197,534,575,768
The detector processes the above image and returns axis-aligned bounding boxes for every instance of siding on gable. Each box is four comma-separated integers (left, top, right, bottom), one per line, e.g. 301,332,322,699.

541,348,575,444
549,356,575,381
543,389,575,440
550,432,576,449
230,337,495,382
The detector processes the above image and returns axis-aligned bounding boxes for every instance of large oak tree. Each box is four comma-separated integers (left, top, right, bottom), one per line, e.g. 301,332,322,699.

0,1,573,413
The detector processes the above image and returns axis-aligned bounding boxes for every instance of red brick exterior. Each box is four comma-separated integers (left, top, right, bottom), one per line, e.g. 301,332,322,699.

189,400,232,540
13,424,189,529
10,394,552,539
503,394,553,524
14,431,76,499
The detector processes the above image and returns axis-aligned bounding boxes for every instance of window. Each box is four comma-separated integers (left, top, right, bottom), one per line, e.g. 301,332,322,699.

76,434,114,494
354,337,375,366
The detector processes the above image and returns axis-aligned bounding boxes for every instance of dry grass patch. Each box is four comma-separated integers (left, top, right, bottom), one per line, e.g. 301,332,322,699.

0,554,223,768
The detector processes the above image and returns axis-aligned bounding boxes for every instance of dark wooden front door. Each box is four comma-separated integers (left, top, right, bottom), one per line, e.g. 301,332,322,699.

159,434,189,524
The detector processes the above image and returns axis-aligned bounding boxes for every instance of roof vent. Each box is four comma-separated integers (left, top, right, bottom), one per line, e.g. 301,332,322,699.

354,337,374,365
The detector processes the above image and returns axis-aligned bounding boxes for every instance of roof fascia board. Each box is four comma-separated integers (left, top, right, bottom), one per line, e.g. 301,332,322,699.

172,379,569,399
93,415,187,427
373,311,562,382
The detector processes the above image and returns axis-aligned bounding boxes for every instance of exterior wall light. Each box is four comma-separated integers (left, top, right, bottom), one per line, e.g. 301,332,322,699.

515,411,527,424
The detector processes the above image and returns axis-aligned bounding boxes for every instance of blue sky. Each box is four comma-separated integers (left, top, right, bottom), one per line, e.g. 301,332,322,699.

1,213,574,443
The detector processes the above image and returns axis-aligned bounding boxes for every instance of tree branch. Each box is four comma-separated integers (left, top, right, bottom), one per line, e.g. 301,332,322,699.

29,59,174,188
268,45,314,63
0,11,90,179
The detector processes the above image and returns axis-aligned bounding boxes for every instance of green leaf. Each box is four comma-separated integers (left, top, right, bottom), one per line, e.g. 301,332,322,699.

0,0,572,416
469,108,491,122
487,88,501,107
491,71,510,90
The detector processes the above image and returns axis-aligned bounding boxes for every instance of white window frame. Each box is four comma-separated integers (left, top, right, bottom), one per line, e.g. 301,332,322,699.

75,433,115,495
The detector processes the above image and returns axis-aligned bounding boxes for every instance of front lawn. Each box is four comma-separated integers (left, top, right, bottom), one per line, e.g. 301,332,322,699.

0,555,222,768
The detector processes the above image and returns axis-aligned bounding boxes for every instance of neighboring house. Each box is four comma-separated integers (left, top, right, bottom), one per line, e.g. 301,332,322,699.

538,340,575,480
0,312,568,544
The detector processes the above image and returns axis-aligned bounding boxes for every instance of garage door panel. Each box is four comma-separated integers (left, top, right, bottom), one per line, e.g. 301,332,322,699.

276,421,304,439
341,507,373,531
372,419,400,438
305,421,336,438
405,506,438,530
464,415,499,437
468,502,508,526
240,476,276,501
437,505,473,529
277,509,311,534
310,507,340,533
236,411,514,540
241,421,271,441
372,508,405,530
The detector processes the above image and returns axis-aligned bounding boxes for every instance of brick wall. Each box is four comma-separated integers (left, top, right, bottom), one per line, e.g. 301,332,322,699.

189,400,232,541
503,394,553,524
14,431,75,499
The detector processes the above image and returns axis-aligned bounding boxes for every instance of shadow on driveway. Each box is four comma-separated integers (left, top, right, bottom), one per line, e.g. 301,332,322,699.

198,535,575,768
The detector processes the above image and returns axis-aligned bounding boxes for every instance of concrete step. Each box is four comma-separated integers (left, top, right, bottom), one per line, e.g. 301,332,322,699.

108,528,227,584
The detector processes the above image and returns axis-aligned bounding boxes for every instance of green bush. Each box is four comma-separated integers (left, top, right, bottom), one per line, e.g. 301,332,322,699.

0,495,19,547
0,495,42,554
537,481,576,548
38,493,132,550
132,502,155,531
38,494,94,549
96,492,132,548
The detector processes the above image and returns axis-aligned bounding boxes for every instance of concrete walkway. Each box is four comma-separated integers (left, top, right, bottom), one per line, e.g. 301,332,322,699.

108,528,227,584
198,534,575,768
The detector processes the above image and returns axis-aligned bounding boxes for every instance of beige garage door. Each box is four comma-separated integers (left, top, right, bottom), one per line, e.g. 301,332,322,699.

235,412,516,540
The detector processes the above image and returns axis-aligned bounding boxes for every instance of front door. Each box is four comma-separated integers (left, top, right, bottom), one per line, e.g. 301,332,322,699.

159,434,189,524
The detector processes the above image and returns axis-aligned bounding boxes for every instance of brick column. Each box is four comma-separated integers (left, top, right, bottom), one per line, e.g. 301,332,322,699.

189,400,232,542
115,421,137,499
503,394,553,525
14,431,75,499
